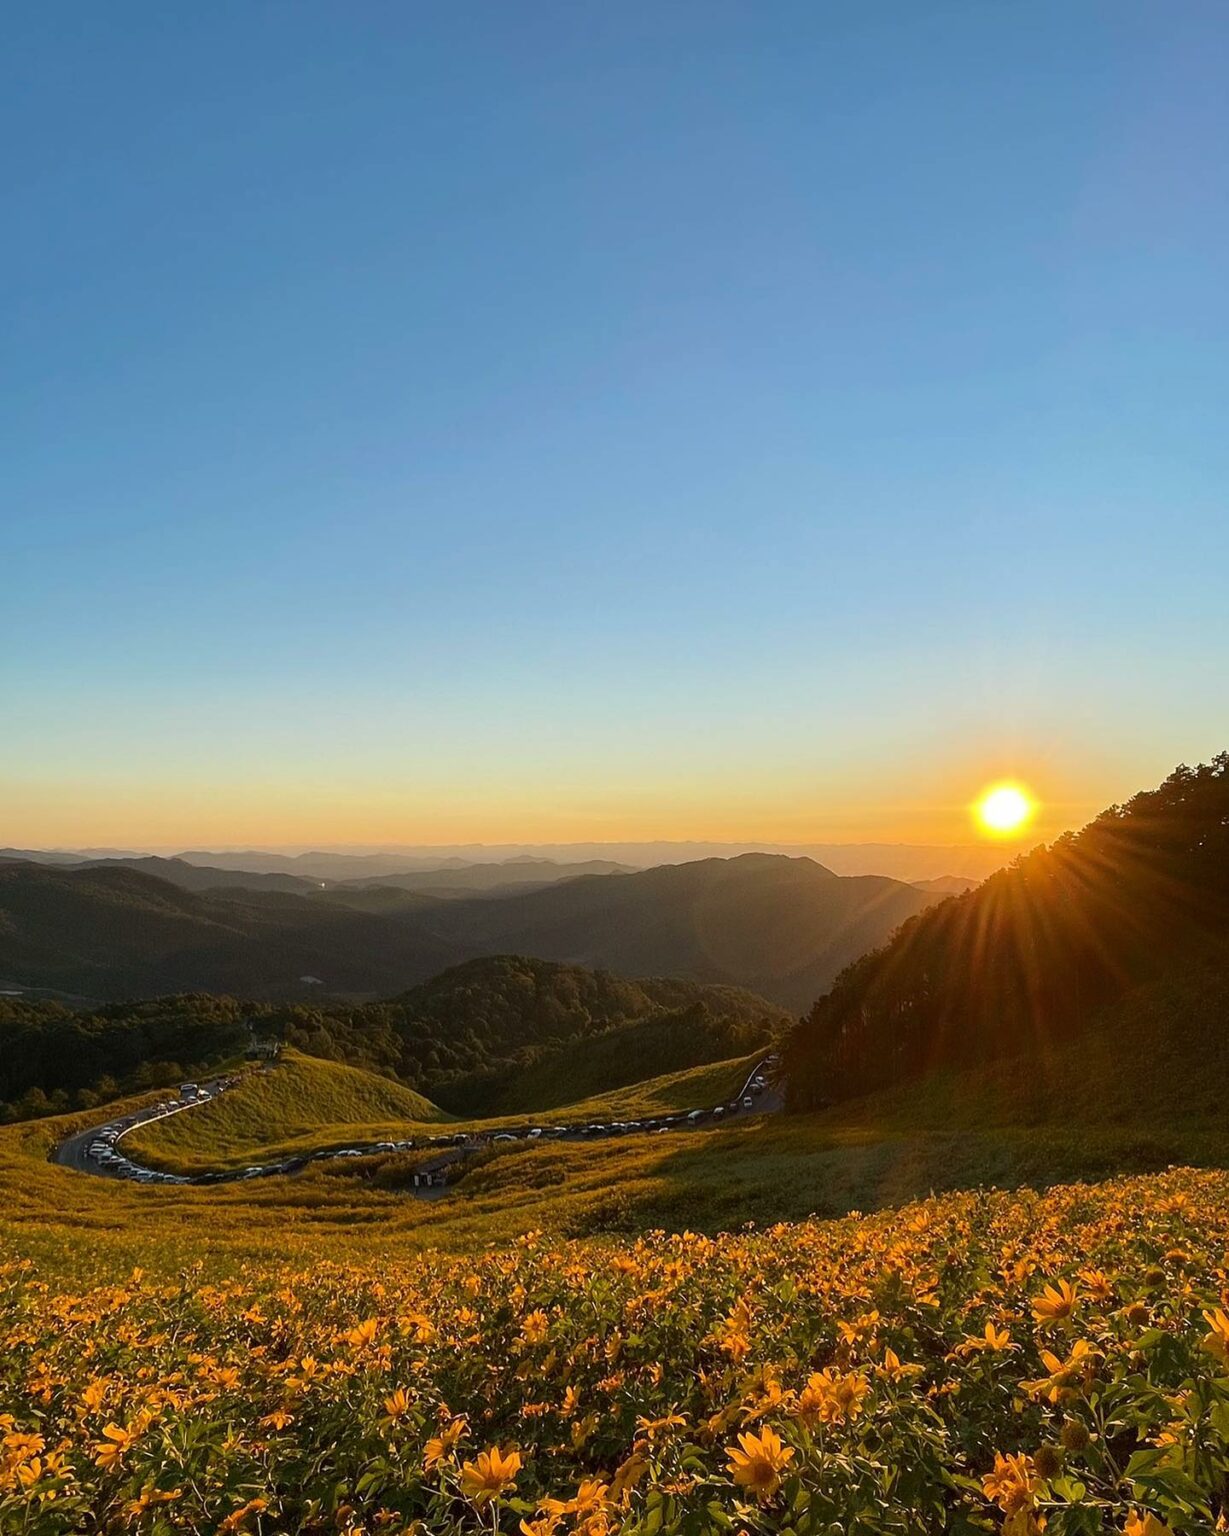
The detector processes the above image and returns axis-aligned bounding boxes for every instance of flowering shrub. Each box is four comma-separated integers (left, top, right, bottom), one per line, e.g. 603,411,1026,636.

5,1168,1229,1533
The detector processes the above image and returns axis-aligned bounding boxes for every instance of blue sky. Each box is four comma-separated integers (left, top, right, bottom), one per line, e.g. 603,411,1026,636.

3,2,1227,848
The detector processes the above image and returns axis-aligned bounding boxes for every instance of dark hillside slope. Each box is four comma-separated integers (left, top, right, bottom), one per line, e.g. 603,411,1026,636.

418,854,937,1011
785,753,1229,1107
0,863,459,1000
68,855,320,895
342,858,635,895
0,956,786,1122
262,955,785,1108
369,955,786,1109
0,854,936,1010
0,863,234,996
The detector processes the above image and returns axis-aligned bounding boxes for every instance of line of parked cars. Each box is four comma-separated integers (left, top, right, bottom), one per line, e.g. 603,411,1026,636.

71,1057,778,1189
81,1077,240,1186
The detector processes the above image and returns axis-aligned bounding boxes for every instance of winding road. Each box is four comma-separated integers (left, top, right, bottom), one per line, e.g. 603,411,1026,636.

51,1056,781,1191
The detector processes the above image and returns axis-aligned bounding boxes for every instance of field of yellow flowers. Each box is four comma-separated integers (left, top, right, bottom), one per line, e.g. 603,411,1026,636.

6,1167,1229,1535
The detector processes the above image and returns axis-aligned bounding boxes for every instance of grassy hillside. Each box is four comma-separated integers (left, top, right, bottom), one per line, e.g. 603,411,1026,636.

0,957,783,1126
5,950,1229,1296
123,1050,452,1173
786,752,1229,1105
74,955,1229,1216
445,1014,761,1114
122,1049,759,1174
381,955,783,1110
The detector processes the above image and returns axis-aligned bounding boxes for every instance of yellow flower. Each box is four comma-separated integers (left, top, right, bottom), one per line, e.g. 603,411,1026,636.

726,1426,794,1502
93,1422,138,1471
1032,1279,1078,1324
520,1518,562,1536
1124,1514,1174,1536
959,1322,1015,1354
2,1432,45,1465
541,1478,610,1516
424,1415,467,1468
1079,1268,1114,1303
219,1497,269,1533
124,1485,183,1518
1202,1307,1229,1363
460,1445,522,1503
796,1367,870,1426
381,1388,411,1426
1020,1339,1098,1404
982,1452,1041,1515
635,1411,687,1439
521,1310,549,1345
879,1346,922,1379
346,1318,380,1350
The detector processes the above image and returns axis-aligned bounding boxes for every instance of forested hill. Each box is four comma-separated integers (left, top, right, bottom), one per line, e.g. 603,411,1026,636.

0,956,786,1123
413,853,940,1011
784,753,1229,1109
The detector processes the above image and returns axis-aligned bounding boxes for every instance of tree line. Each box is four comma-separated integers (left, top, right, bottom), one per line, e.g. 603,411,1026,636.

1,956,783,1123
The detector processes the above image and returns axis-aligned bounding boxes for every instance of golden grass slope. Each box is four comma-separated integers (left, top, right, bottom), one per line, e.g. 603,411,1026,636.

120,1050,453,1173
120,1049,761,1174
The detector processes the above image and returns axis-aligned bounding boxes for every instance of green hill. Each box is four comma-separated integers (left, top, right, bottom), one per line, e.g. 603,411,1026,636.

0,956,784,1125
366,955,785,1107
441,1009,764,1115
785,752,1229,1107
121,1047,759,1175
123,1049,452,1173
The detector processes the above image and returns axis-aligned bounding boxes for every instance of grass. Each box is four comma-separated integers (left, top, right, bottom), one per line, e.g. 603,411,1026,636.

8,961,1229,1292
120,1050,453,1173
437,1011,772,1115
119,1048,762,1174
6,1050,1229,1296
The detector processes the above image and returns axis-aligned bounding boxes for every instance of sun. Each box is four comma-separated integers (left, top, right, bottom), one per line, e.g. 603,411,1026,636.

975,783,1035,837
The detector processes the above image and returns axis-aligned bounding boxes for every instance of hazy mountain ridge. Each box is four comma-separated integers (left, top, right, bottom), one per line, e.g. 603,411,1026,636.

0,852,939,1009
4,840,1017,883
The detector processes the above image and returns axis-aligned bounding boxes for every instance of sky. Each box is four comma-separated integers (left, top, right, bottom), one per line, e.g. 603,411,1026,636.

3,2,1227,852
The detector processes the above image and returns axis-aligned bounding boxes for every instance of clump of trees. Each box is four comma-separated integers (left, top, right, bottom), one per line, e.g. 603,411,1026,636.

784,753,1229,1109
0,994,251,1122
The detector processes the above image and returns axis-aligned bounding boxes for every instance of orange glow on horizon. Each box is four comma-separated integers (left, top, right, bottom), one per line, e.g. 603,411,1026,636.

0,767,1091,853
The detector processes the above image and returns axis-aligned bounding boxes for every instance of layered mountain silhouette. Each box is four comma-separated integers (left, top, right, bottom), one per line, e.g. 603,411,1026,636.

0,852,941,1009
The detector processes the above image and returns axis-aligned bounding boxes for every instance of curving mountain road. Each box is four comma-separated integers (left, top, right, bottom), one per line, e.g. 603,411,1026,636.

51,1056,781,1191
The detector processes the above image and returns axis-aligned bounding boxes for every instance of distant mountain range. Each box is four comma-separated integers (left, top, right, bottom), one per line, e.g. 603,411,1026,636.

0,852,635,900
0,852,947,1011
2,839,1012,882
